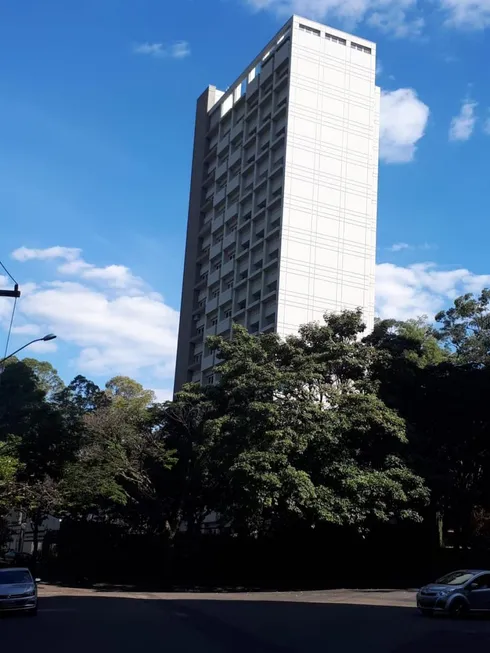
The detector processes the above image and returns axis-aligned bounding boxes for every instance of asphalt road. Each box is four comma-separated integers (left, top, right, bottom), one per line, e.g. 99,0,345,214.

1,586,490,652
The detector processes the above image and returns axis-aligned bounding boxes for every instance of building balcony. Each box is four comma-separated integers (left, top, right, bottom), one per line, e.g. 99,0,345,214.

214,187,226,207
225,202,239,223
218,288,233,306
230,121,244,143
221,259,235,278
201,354,215,371
208,268,221,286
205,296,219,314
215,161,228,182
223,232,236,250
217,134,230,156
217,317,231,335
229,147,242,168
210,241,222,260
211,213,224,233
227,175,240,195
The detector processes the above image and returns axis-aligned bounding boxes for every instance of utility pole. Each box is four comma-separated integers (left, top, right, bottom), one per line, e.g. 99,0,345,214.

0,283,20,298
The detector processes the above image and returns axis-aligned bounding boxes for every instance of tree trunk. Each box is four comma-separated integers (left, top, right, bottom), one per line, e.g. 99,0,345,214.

435,510,444,548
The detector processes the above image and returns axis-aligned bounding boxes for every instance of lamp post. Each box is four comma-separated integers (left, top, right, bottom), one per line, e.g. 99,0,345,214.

0,334,57,366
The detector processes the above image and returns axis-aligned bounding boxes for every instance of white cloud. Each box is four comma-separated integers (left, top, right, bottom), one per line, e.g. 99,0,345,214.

440,0,490,28
12,246,145,292
5,246,179,380
12,246,81,262
376,262,490,320
380,89,430,163
132,41,191,60
245,0,417,33
152,388,174,403
449,98,478,141
11,324,42,336
389,242,410,252
27,340,58,354
367,8,424,37
244,0,490,33
170,41,191,59
387,242,436,252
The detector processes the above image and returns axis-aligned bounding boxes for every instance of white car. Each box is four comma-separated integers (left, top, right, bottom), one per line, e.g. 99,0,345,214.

0,567,38,616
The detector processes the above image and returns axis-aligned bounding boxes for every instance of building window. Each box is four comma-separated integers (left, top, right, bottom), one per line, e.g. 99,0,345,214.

206,375,214,385
197,326,204,335
211,317,218,326
351,42,371,54
299,24,321,36
194,354,202,363
227,281,233,289
215,262,222,270
225,310,232,318
325,33,346,45
212,289,219,298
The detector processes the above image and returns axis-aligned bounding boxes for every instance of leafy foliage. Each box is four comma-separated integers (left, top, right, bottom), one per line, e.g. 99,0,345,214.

3,290,490,562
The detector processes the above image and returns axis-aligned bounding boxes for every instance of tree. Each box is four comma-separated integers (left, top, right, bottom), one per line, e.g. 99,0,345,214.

22,358,65,400
195,313,429,536
435,289,490,365
0,440,20,513
61,382,174,531
0,361,47,442
156,384,218,539
105,376,156,414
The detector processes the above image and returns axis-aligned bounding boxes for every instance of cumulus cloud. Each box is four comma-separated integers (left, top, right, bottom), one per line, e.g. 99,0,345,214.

14,246,146,292
449,98,478,141
132,41,191,59
5,246,179,381
244,0,490,33
380,89,430,163
12,246,81,262
376,262,490,321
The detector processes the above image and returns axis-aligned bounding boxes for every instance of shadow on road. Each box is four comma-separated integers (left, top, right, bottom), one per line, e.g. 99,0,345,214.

1,593,490,653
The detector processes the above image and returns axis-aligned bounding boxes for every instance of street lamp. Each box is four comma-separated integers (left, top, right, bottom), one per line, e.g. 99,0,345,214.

0,334,57,366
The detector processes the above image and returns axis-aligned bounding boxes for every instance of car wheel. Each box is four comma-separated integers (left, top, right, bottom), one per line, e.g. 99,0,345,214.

419,608,433,617
448,598,468,618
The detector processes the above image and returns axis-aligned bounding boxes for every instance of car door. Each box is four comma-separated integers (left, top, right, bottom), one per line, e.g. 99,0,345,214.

467,573,490,611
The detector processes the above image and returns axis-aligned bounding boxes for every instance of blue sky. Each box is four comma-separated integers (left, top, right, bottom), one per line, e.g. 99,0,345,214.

1,0,490,399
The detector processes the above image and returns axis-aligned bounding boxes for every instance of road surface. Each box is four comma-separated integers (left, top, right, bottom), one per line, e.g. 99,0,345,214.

1,586,490,652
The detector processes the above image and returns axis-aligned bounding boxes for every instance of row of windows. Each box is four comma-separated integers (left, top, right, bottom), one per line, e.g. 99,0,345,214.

298,23,372,54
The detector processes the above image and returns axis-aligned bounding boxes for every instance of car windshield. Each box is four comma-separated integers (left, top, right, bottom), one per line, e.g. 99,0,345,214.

436,571,474,586
0,570,32,584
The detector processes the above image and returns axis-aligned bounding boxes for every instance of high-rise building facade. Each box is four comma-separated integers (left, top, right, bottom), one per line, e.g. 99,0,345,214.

174,15,380,392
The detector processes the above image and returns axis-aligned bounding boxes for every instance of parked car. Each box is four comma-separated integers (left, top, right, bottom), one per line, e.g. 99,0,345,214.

0,567,38,616
417,569,490,617
0,550,33,567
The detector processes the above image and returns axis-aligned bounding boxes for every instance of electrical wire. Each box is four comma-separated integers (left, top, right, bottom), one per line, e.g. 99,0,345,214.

3,296,18,359
0,259,18,286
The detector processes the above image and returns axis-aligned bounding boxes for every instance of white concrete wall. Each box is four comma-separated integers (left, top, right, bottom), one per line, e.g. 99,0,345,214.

278,17,379,337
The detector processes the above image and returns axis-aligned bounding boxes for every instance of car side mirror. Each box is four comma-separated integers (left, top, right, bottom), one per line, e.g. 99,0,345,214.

469,582,479,591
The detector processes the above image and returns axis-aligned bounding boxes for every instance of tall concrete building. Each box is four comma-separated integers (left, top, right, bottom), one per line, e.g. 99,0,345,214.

174,15,380,392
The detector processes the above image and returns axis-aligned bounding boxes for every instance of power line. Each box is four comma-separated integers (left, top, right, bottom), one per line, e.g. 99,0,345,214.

0,259,18,286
